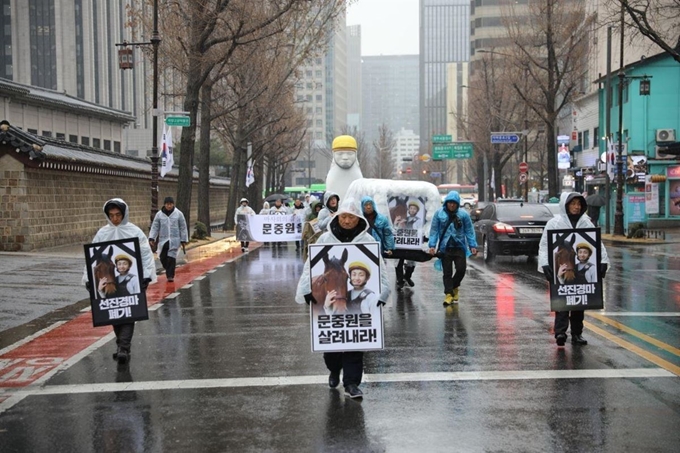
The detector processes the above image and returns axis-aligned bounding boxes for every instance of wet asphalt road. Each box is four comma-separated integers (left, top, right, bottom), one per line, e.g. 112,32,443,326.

0,243,679,452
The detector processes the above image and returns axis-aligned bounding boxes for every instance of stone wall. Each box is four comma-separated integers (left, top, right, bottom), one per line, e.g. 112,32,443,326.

0,154,229,251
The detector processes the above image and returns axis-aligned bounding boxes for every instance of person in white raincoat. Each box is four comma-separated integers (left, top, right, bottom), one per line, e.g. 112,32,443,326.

295,199,390,399
149,197,188,282
82,198,157,365
233,198,256,252
538,192,610,347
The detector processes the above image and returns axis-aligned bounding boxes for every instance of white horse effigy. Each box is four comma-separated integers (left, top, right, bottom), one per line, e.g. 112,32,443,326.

325,135,364,201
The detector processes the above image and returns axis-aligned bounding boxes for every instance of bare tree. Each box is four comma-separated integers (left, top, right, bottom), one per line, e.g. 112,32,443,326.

614,0,680,64
370,124,396,179
504,0,595,197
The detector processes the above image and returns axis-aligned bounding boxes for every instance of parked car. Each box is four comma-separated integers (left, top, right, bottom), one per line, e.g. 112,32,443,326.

470,201,489,219
461,195,477,209
472,202,554,262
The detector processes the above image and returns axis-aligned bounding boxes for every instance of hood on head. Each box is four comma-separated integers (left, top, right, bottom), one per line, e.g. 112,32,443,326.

323,191,340,208
103,198,129,226
559,192,587,216
360,196,378,215
329,199,368,233
262,201,270,209
310,200,322,211
443,191,461,207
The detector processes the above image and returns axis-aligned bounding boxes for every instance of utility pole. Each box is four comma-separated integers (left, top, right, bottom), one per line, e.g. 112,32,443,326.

614,4,625,236
605,26,612,234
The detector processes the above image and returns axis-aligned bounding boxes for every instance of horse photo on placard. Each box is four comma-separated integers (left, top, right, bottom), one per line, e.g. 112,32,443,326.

547,228,603,311
308,243,384,353
84,237,149,327
388,195,427,250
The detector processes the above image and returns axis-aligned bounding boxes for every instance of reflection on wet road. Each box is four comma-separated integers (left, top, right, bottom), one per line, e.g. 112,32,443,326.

0,242,678,452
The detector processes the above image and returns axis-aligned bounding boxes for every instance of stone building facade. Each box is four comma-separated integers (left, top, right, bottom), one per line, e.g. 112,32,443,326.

1,122,229,251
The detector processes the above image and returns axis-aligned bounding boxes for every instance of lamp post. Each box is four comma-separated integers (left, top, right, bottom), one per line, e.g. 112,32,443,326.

116,0,161,223
614,4,625,236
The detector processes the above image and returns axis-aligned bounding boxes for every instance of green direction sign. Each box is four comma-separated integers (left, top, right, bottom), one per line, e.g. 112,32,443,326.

432,134,452,143
165,116,191,127
433,143,474,159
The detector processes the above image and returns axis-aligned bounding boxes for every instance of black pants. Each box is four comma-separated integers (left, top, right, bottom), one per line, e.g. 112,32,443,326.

441,248,467,294
395,259,415,284
113,323,135,353
324,351,364,387
160,242,177,279
554,310,584,336
240,241,250,249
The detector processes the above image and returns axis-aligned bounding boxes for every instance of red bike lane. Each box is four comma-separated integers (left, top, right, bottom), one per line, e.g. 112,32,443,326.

0,242,245,397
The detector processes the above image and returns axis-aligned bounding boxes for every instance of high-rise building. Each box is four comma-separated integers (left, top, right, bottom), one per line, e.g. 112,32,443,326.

393,128,421,175
292,20,348,187
346,24,362,130
361,55,419,148
420,0,470,149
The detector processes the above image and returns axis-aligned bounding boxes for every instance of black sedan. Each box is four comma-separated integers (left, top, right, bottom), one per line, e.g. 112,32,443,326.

470,202,554,262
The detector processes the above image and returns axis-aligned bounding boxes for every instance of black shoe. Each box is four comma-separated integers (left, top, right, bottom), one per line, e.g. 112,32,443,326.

405,277,415,287
112,351,118,361
117,350,129,365
168,278,174,282
328,372,340,388
344,384,363,399
571,334,588,345
397,281,404,291
556,333,567,346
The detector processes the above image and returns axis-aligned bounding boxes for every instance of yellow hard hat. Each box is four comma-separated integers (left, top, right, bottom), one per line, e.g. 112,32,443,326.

114,254,132,265
332,135,357,152
575,242,592,253
348,261,371,279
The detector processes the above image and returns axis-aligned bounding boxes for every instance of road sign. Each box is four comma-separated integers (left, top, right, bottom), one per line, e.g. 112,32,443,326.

519,162,528,173
165,116,191,127
432,142,473,159
430,172,442,178
490,133,520,144
519,173,528,183
432,134,452,143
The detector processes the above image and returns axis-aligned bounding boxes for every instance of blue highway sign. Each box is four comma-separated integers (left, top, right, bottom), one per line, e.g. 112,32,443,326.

490,134,520,144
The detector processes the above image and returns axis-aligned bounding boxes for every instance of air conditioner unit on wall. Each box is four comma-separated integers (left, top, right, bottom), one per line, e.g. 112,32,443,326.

655,146,678,159
656,129,676,143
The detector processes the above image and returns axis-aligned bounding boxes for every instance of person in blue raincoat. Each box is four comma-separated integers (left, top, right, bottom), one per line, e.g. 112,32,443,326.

428,191,477,305
361,196,395,258
149,197,188,282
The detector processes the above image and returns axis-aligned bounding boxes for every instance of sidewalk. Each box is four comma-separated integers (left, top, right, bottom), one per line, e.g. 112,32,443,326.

0,233,239,344
601,227,680,246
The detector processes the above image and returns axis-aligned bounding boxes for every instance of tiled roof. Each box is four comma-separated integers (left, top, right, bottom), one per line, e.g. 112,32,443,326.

0,120,47,161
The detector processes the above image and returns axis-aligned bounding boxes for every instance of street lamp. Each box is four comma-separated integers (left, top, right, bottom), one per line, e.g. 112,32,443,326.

115,0,161,223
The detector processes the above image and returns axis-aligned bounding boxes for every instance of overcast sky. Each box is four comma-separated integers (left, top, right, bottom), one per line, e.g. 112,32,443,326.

346,0,420,56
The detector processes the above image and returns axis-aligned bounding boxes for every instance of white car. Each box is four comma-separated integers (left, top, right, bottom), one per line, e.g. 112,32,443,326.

461,195,477,209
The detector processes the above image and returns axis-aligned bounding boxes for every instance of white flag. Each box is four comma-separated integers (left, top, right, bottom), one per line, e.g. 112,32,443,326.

160,125,174,178
245,161,255,187
490,168,495,190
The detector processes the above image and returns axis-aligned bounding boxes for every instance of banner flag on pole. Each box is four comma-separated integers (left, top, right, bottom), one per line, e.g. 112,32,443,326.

245,161,255,187
160,125,174,178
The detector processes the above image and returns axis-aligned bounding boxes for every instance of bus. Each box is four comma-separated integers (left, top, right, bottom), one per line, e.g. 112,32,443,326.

437,184,478,209
283,186,308,199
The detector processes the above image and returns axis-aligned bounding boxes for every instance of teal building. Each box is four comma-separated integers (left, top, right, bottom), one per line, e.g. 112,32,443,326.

598,52,680,227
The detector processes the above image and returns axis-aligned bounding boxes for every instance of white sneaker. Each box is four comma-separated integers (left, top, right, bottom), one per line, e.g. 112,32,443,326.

244,248,249,253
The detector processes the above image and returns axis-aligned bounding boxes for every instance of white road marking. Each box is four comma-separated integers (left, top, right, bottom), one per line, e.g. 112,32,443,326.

194,276,206,281
165,292,180,299
0,321,67,356
216,265,225,268
79,306,92,312
182,284,193,289
597,312,680,317
3,368,672,399
148,303,164,311
207,270,217,274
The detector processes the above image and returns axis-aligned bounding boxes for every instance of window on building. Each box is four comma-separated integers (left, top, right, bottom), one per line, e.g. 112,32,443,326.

81,136,89,146
315,70,322,77
41,131,52,137
593,127,599,146
306,70,312,77
127,149,139,157
114,141,121,153
56,132,65,140
315,58,322,65
315,107,322,114
306,82,312,89
306,94,312,101
69,134,78,143
28,128,38,134
316,119,322,127
104,139,111,151
93,138,101,148
316,94,322,101
578,132,583,148
315,131,322,139
583,130,590,149
306,107,312,114
623,83,629,103
307,120,312,127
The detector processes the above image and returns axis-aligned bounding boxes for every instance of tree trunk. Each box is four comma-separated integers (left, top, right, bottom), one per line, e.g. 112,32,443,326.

545,120,558,197
177,64,202,229
198,82,212,231
477,151,486,202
